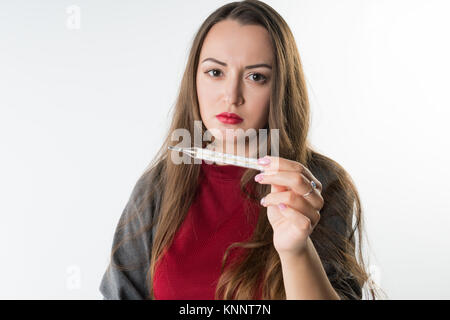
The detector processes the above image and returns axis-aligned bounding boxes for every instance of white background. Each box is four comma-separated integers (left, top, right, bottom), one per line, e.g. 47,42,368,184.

1,0,449,299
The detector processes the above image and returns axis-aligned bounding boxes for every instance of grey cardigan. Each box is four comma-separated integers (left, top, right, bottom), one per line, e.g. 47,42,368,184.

99,164,363,300
99,169,162,300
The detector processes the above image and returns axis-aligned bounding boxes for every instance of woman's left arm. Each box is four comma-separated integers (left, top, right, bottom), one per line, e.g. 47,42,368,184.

255,156,340,300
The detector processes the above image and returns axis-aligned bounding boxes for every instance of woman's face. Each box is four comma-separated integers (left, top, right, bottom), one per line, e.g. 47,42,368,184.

196,19,273,152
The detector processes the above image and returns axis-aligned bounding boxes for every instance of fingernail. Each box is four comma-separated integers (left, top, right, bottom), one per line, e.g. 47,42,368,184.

260,197,266,206
254,173,264,182
257,157,271,165
278,203,287,210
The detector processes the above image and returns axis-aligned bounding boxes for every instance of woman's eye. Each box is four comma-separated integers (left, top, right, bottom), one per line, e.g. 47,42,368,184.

249,73,267,83
206,69,222,77
205,69,267,84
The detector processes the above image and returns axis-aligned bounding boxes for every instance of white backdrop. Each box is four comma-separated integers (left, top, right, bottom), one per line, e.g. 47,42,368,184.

1,0,449,299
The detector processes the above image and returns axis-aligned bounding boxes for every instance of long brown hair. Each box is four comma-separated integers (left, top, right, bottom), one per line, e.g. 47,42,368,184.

113,0,384,300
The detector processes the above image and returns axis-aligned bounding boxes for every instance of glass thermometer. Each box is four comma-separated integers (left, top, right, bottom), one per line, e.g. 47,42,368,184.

168,146,265,171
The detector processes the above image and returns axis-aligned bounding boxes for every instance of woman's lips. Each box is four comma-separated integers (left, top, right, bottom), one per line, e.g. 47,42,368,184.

216,112,243,124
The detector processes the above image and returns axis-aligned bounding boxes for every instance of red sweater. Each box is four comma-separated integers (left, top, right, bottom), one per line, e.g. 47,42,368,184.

153,160,261,299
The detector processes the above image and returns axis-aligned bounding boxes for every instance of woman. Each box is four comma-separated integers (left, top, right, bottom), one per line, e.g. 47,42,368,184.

100,0,380,300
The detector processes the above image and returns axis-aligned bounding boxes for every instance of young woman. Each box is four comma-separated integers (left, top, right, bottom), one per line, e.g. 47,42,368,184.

100,0,380,300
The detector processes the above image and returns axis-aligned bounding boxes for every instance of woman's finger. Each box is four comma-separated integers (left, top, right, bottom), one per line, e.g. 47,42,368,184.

261,190,321,227
274,204,315,233
257,156,323,192
255,171,324,210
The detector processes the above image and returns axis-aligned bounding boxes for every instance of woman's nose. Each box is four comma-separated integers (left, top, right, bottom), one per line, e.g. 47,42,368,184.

224,76,244,106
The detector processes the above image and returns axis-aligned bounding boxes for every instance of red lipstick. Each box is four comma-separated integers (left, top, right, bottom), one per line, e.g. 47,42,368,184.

216,112,243,124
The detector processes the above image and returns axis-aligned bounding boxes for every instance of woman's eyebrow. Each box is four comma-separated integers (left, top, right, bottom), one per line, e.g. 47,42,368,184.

201,57,272,70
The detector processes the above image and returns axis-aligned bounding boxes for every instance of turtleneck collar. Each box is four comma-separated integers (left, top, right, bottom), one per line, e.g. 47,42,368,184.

200,159,247,181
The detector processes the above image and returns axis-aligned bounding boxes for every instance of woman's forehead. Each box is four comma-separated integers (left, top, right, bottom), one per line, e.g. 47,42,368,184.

200,20,274,65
